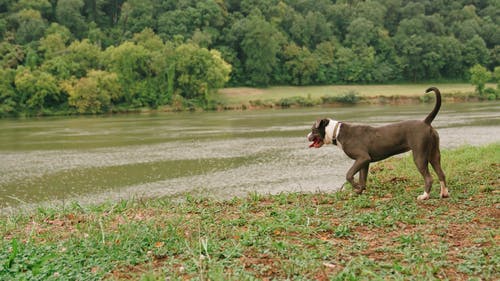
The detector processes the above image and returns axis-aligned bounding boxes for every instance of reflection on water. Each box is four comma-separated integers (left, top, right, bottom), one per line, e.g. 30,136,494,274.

0,102,499,211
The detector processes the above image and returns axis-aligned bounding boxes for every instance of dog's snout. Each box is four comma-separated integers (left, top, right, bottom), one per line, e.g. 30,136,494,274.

307,132,313,141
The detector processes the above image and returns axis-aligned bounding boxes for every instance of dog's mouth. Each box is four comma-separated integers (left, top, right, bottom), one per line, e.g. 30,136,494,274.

309,137,324,148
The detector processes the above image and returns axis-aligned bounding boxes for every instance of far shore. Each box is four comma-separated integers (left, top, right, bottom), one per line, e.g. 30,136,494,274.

215,83,496,110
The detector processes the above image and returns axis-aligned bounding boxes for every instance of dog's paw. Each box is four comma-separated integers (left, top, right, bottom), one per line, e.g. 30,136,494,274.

440,184,449,198
354,189,364,195
440,191,449,198
417,192,430,200
353,185,365,195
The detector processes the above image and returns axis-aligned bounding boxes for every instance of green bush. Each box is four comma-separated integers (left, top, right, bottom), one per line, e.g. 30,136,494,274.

419,93,435,103
277,95,316,108
320,95,337,104
322,91,361,105
337,91,360,104
483,87,499,100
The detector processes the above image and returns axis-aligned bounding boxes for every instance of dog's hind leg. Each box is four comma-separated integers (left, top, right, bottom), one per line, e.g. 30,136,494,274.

429,141,448,198
413,151,433,200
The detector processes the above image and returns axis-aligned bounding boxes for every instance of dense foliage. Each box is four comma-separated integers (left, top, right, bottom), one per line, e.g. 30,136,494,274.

0,0,499,115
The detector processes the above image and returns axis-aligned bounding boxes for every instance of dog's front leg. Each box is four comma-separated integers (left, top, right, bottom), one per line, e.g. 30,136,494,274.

346,157,371,194
359,163,370,191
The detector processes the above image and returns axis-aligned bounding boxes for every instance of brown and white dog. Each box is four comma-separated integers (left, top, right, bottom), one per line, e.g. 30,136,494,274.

307,87,449,200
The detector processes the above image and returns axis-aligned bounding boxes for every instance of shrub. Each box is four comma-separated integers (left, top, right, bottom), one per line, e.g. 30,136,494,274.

336,91,360,104
322,91,361,105
320,95,337,104
419,93,435,103
63,70,120,114
277,95,316,108
483,87,499,100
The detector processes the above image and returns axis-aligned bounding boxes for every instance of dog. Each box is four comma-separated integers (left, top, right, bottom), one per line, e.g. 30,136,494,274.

307,87,448,200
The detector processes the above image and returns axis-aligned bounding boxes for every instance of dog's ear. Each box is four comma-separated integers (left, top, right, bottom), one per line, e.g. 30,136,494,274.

314,119,322,129
315,118,329,128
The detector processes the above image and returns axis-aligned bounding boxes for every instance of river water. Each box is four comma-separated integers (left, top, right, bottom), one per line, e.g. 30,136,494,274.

1,102,499,212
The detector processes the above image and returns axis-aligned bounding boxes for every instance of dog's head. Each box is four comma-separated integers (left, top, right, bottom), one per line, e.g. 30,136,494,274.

307,119,329,148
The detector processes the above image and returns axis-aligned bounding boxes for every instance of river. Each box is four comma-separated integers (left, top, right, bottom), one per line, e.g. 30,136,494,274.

1,102,499,213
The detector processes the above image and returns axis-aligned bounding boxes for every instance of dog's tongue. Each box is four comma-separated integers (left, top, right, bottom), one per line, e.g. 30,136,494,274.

309,138,320,148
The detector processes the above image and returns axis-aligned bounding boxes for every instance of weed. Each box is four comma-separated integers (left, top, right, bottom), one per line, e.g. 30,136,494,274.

334,225,352,238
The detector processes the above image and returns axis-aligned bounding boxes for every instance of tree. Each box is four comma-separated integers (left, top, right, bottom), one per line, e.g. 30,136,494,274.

40,56,73,80
14,67,62,113
478,12,500,49
157,7,199,40
289,11,332,49
87,22,106,46
190,29,213,48
355,0,387,26
132,27,164,52
494,67,500,90
327,3,354,41
469,64,491,96
10,9,47,44
0,41,24,69
0,69,17,116
85,0,124,28
39,33,67,59
438,36,464,79
282,43,319,85
12,0,52,18
44,23,72,42
132,28,172,106
393,15,427,81
395,34,425,81
102,41,153,106
240,0,278,17
118,0,155,38
344,17,377,47
492,66,500,100
313,40,337,84
454,18,482,42
232,10,284,86
63,70,121,113
174,43,231,103
335,45,377,83
56,0,86,38
420,35,446,80
400,2,425,19
42,39,101,79
463,35,490,68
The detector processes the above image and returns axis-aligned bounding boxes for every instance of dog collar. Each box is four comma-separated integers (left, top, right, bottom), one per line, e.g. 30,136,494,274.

325,119,341,145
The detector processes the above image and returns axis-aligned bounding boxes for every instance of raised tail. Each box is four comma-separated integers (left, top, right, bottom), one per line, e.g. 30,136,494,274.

424,87,441,125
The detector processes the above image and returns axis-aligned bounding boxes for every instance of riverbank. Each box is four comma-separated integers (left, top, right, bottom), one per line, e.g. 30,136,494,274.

1,144,498,280
216,83,497,110
1,84,496,117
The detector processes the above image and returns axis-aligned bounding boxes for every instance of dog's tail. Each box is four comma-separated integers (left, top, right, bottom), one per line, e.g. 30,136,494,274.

424,87,441,125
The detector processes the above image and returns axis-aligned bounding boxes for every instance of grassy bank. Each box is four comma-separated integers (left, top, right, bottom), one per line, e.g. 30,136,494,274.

218,83,497,109
1,144,499,280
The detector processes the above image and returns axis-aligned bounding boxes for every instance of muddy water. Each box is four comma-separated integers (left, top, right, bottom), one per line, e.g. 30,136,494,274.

1,102,499,212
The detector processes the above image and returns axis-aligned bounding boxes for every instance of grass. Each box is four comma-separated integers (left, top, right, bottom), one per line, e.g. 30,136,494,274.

217,83,494,108
1,144,499,280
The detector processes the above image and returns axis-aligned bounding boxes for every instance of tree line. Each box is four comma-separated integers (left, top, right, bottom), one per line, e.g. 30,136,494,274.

0,0,498,116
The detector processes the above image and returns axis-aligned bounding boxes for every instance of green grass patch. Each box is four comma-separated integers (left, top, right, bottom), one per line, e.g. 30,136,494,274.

1,144,499,280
